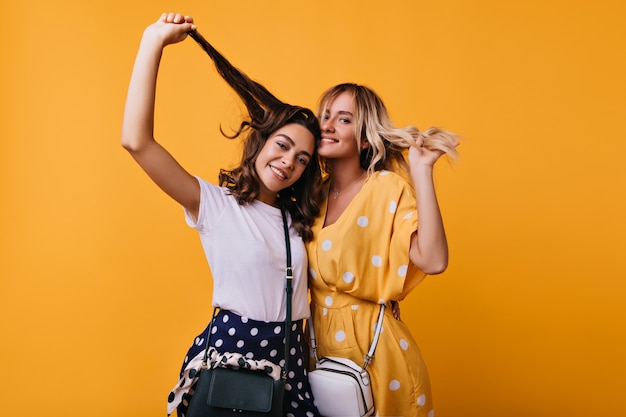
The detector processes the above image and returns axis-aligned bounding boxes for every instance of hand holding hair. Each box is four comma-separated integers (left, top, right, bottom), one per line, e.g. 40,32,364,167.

409,128,460,168
143,12,197,47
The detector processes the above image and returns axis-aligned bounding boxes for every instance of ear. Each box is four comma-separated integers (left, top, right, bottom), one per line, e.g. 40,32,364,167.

360,139,370,150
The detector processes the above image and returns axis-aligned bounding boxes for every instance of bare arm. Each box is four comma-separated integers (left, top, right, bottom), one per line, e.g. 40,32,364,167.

407,137,458,274
121,13,200,218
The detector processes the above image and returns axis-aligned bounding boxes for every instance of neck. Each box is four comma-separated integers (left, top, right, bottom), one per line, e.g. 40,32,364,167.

328,160,365,189
256,190,279,207
328,161,367,201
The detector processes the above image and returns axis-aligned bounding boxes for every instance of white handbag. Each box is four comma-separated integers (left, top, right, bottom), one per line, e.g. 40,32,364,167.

308,304,385,417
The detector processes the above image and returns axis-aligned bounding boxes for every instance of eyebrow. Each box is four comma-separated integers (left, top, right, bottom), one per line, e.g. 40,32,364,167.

277,134,312,158
324,109,353,117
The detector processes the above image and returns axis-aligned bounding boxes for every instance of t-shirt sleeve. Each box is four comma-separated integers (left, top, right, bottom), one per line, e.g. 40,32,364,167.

183,176,227,233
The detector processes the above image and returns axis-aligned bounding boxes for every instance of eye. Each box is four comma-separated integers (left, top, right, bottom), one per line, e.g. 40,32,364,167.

297,156,309,166
276,141,288,150
339,117,351,124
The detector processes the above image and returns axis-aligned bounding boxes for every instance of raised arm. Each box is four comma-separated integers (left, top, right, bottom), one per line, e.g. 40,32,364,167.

121,13,200,218
407,137,458,275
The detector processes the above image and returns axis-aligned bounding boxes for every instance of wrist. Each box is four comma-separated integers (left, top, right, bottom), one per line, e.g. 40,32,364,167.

411,164,434,178
141,28,167,49
410,165,436,190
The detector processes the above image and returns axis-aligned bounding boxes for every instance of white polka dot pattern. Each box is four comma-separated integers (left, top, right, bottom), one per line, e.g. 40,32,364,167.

169,311,318,416
304,171,430,417
335,330,346,342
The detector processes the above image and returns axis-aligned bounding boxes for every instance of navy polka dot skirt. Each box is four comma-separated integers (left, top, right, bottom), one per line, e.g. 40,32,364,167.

168,309,320,417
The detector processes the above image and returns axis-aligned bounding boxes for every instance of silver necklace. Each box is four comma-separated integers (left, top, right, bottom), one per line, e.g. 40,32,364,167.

331,171,366,200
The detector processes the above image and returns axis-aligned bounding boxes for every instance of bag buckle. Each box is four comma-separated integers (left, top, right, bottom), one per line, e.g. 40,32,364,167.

360,369,371,386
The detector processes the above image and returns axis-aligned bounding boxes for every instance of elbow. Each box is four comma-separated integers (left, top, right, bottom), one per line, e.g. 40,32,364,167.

120,132,136,152
412,255,448,275
409,242,449,275
421,262,448,275
120,132,144,154
121,133,133,152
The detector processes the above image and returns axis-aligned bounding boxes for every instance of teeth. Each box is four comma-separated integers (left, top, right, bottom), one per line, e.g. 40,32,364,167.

270,166,286,179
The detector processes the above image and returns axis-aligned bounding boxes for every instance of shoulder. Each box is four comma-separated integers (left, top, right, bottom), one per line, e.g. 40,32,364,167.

196,176,238,209
365,171,416,208
369,170,412,190
196,177,228,196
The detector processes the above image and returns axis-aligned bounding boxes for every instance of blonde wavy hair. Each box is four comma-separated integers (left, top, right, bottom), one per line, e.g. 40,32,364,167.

317,83,459,175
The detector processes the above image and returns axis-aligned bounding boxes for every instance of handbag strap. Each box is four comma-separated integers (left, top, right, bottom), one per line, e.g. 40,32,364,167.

309,303,385,371
200,208,293,382
281,208,293,381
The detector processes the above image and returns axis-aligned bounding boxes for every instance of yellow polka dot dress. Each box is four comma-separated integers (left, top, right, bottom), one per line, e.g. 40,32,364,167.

306,171,434,417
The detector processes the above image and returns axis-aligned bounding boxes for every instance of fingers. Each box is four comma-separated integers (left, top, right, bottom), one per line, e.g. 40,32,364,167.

391,300,401,320
411,141,444,157
157,12,196,31
163,12,194,24
415,133,425,148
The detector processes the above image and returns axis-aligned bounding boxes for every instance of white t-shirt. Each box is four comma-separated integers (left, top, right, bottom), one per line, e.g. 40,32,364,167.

184,177,311,322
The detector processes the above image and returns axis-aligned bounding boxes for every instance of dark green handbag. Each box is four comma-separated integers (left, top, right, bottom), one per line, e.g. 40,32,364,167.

186,209,293,417
188,367,284,417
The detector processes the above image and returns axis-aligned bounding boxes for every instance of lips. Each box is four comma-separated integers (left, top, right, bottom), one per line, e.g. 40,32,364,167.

321,137,339,144
269,165,287,180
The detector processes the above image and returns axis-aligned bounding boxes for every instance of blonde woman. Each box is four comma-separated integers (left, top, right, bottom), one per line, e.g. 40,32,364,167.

306,83,459,417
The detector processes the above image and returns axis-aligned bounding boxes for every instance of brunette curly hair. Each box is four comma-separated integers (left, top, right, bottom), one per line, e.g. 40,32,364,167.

188,30,322,241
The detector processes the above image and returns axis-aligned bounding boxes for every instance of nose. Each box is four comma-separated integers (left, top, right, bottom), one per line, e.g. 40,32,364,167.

321,117,334,132
281,154,295,170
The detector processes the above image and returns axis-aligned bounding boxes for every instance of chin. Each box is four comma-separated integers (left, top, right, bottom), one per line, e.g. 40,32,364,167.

318,150,335,159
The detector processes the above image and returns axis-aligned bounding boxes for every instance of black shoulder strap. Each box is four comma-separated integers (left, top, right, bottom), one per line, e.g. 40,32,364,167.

280,208,293,381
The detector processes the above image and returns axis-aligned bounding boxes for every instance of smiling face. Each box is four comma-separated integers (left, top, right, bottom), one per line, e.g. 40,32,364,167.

318,91,364,161
254,123,315,205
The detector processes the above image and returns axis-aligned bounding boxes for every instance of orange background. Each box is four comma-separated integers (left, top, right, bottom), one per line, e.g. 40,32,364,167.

1,1,625,416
